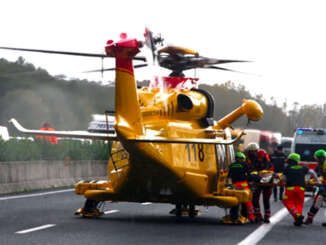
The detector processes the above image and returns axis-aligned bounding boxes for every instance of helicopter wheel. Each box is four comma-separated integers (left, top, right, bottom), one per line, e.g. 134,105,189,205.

75,199,104,218
189,204,196,218
175,203,182,218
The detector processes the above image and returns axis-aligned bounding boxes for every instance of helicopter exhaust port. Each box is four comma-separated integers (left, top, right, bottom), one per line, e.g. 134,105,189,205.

177,94,193,111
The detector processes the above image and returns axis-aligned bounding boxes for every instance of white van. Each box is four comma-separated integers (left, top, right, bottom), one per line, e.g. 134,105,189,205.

242,129,261,149
0,126,10,141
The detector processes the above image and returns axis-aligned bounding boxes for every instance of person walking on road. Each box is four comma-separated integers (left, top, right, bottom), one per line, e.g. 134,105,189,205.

228,152,255,223
244,142,259,171
270,145,286,202
251,149,274,223
282,153,319,226
304,149,326,226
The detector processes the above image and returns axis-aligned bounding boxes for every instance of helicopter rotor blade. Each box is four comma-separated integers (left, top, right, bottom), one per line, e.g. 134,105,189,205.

144,28,156,64
201,57,250,65
0,46,146,61
84,64,148,73
203,65,258,76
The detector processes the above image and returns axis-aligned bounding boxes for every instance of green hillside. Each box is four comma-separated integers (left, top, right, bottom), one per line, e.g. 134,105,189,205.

1,57,325,136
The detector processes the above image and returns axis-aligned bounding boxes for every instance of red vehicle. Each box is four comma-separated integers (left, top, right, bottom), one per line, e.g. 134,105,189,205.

260,130,274,154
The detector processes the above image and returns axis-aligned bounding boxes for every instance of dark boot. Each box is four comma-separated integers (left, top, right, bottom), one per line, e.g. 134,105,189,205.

264,209,271,223
255,212,263,223
294,215,304,226
264,216,270,223
304,216,313,225
304,207,318,225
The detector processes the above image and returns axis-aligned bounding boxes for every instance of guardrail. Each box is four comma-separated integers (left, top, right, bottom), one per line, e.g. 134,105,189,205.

0,160,107,194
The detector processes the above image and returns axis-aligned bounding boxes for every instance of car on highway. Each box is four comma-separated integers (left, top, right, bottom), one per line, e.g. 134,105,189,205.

281,136,293,156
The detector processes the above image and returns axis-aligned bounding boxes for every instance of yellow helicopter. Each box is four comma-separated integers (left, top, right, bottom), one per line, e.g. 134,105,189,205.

3,28,263,220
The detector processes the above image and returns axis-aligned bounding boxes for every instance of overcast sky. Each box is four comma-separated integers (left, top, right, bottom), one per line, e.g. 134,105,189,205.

1,0,325,108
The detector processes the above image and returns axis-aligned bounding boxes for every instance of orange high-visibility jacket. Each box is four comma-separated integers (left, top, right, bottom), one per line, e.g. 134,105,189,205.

37,127,58,144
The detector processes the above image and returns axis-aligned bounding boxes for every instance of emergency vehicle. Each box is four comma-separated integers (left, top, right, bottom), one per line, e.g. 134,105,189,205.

281,137,293,156
0,126,10,141
242,129,275,153
291,128,326,169
242,129,260,150
260,130,274,153
87,114,116,134
272,132,282,149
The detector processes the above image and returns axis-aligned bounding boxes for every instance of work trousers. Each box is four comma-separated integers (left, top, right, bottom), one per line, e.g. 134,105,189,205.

273,185,284,201
282,186,305,220
307,186,326,221
252,185,272,219
230,181,255,221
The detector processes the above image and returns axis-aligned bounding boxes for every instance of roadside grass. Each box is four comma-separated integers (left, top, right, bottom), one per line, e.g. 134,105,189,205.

0,138,111,162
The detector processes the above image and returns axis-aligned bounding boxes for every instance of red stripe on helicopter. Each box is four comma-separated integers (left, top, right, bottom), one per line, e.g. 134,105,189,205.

116,59,134,76
116,66,134,76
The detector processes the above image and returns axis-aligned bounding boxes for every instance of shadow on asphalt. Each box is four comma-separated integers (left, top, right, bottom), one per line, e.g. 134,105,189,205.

75,214,260,227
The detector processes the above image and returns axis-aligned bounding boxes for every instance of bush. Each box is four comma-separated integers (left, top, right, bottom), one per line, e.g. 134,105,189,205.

0,138,111,162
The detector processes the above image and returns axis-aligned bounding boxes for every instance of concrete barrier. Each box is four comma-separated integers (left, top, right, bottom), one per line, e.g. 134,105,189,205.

0,160,108,194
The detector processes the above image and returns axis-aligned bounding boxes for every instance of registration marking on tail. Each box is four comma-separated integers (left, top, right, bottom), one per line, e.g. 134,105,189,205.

16,224,56,234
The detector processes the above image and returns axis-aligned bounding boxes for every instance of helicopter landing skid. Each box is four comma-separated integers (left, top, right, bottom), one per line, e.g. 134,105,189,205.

75,199,104,218
220,215,249,225
169,208,200,218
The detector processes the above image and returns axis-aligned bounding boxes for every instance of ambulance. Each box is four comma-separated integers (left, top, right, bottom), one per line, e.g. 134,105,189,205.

291,128,326,169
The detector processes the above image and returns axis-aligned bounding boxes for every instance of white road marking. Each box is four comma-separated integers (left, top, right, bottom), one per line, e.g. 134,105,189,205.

0,189,74,201
16,224,56,234
238,197,310,245
104,209,120,215
141,202,152,205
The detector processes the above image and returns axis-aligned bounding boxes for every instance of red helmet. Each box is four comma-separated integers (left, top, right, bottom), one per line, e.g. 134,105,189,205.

256,149,267,159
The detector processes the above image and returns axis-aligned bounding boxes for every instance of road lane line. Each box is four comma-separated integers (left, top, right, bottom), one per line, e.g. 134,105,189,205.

104,209,120,215
141,202,152,205
0,189,74,201
238,197,310,245
16,224,56,234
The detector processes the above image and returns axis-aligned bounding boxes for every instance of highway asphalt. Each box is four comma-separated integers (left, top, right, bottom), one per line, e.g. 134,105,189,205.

0,188,325,245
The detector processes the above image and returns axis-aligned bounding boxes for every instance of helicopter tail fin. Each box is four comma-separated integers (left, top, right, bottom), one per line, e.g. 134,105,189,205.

106,37,144,136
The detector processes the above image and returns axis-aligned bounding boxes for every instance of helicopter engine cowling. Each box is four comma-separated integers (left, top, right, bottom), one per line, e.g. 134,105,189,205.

177,94,193,111
138,88,209,122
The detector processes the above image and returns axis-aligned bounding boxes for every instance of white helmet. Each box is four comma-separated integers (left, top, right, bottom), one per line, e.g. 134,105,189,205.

246,142,259,151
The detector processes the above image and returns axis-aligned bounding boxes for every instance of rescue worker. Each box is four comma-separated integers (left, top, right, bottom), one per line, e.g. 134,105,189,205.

228,152,255,223
270,145,286,202
251,149,273,223
244,142,259,171
282,153,319,226
36,122,58,144
304,149,326,226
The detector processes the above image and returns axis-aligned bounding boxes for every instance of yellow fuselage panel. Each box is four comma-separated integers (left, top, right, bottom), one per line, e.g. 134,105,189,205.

108,119,227,200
